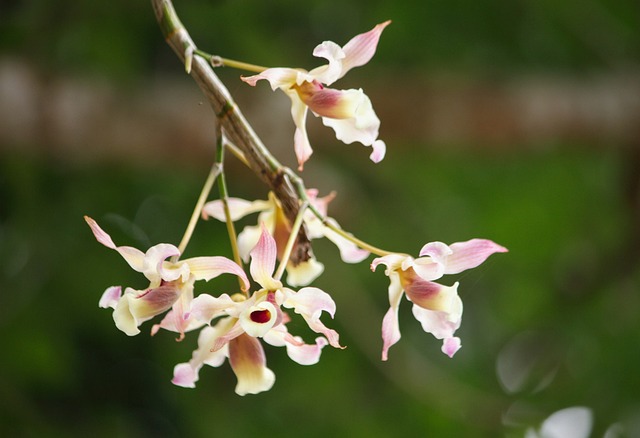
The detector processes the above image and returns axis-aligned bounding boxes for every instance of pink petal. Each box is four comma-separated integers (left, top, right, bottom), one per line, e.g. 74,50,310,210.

339,21,391,79
444,239,508,275
369,140,386,163
172,363,198,388
442,337,462,358
99,286,122,309
380,272,404,361
228,334,276,396
185,256,249,291
289,96,313,171
285,336,329,366
249,225,281,290
381,306,401,361
85,216,145,272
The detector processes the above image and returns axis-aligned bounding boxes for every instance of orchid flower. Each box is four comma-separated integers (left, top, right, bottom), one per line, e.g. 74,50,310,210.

203,190,369,286
242,21,390,170
172,225,341,395
85,216,249,339
371,239,507,359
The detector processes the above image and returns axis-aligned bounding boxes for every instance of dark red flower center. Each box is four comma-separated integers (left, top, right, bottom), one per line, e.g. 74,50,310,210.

250,309,272,324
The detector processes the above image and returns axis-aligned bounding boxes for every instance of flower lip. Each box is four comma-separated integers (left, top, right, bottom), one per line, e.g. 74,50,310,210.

250,309,272,324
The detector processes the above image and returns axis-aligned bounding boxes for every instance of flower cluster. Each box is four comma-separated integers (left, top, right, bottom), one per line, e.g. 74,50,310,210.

85,18,507,396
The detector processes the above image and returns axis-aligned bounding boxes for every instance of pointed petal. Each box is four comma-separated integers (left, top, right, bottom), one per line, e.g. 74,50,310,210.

321,219,370,263
241,67,302,90
442,337,462,358
229,334,276,396
171,321,232,388
237,223,264,262
283,287,342,348
185,256,249,291
339,21,391,78
444,239,508,274
189,293,237,324
99,286,122,309
85,216,145,272
290,95,313,171
202,198,272,222
249,225,281,290
381,271,404,361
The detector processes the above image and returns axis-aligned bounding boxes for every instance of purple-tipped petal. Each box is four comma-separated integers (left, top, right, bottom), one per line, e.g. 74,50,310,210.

339,21,391,79
99,286,122,309
442,337,462,358
249,225,281,290
444,239,508,275
370,140,386,163
85,216,145,272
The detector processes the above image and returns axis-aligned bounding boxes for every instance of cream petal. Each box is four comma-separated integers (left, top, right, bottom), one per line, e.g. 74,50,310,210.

309,41,345,85
229,334,276,396
202,198,272,222
285,258,325,287
283,287,342,348
113,285,180,336
321,219,370,263
189,293,237,324
241,67,302,90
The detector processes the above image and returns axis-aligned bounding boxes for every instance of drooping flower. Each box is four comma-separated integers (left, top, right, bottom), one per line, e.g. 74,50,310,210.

242,21,390,170
371,239,507,360
202,190,368,287
172,225,342,395
85,216,249,339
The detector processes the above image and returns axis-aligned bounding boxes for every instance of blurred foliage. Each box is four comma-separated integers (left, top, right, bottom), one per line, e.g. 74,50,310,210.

1,144,639,436
2,0,640,436
2,0,639,78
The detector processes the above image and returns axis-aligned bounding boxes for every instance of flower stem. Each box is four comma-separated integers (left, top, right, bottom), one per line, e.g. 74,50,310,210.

194,49,268,73
282,168,396,257
274,201,309,282
216,138,243,271
174,161,222,261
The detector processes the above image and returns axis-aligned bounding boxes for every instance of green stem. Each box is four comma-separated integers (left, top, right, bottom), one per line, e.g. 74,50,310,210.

282,168,397,258
173,161,222,261
217,138,243,271
274,201,309,282
194,49,268,73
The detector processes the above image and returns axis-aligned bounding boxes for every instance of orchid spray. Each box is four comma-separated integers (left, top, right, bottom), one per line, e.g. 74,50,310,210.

84,0,507,395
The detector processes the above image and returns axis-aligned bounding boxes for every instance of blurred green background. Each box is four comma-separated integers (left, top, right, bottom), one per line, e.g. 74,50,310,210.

1,0,639,437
